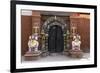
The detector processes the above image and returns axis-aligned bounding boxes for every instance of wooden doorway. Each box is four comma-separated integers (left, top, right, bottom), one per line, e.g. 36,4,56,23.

48,25,64,53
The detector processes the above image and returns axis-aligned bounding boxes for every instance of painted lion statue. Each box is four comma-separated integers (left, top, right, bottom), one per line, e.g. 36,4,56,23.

72,34,81,50
28,34,39,52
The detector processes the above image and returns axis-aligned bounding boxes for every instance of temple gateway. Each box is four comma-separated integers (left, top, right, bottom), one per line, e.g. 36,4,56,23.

21,10,90,61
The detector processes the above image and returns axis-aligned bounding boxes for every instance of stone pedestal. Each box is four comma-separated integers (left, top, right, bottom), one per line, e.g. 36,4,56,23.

41,51,49,57
69,49,83,58
24,51,41,60
63,49,70,56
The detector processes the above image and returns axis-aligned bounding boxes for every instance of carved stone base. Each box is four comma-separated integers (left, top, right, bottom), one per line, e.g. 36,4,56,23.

69,49,83,58
63,49,70,56
41,51,49,57
24,51,41,60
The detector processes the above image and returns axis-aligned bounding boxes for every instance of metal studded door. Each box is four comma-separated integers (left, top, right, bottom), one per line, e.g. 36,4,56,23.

48,25,64,53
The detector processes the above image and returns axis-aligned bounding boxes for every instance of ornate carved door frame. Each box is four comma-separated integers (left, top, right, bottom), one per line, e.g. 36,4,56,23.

41,16,68,53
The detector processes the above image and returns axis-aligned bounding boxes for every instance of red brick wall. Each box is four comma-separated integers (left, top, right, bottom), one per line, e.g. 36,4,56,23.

77,18,90,52
70,16,90,52
21,16,32,55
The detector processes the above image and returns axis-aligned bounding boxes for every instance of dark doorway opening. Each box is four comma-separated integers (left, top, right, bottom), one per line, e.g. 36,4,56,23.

48,25,64,53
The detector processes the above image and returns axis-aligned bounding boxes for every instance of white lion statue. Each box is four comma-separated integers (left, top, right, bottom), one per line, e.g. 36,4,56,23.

72,34,81,50
28,34,39,52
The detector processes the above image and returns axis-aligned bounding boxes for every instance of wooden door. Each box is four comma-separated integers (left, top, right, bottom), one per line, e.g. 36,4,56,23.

48,25,64,53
